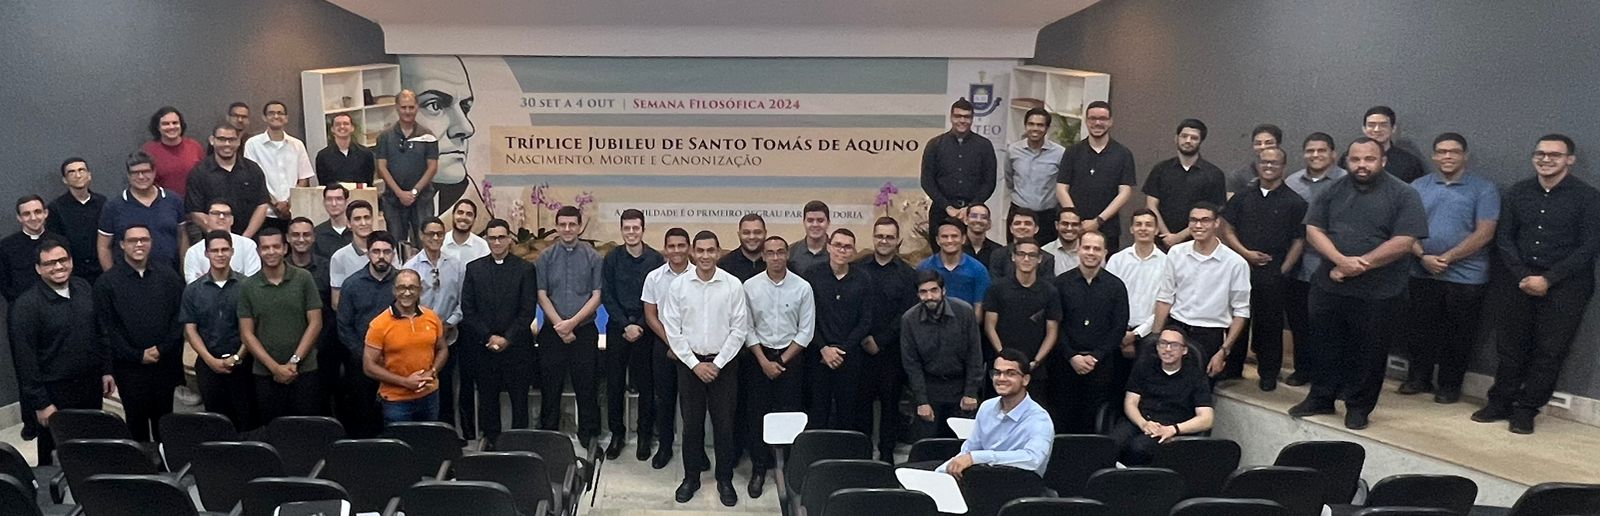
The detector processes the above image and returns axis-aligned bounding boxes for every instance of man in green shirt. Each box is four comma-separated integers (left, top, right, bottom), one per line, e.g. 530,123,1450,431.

240,227,325,423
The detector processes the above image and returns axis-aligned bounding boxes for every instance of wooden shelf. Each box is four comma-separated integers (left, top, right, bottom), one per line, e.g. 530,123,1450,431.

1006,65,1109,146
302,63,401,160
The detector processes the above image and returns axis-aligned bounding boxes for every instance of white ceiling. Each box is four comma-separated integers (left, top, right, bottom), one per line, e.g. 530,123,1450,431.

326,0,1099,58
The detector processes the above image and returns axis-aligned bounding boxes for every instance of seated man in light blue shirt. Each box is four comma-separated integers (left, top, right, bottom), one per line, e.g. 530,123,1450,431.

938,348,1055,479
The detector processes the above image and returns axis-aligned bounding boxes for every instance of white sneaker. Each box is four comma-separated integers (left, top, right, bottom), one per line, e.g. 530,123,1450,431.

174,385,202,406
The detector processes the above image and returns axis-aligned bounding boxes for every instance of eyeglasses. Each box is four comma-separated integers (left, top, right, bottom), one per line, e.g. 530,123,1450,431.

990,369,1024,379
208,210,234,217
38,257,71,269
1156,341,1185,350
486,234,511,241
873,234,897,241
422,230,446,238
829,242,854,250
395,285,421,292
1533,151,1568,161
1014,251,1041,259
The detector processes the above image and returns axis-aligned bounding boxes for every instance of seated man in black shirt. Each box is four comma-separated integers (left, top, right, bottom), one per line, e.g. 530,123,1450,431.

1109,327,1214,465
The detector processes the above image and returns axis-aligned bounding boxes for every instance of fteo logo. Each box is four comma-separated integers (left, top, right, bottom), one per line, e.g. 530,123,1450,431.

968,71,1003,118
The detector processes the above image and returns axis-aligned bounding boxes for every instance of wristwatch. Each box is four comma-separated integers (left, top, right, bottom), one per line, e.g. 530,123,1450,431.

1094,215,1106,226
409,188,419,196
288,354,302,365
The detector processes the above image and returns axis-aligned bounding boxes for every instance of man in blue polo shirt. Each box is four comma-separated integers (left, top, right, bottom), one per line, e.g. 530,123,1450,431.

98,151,187,271
918,217,990,311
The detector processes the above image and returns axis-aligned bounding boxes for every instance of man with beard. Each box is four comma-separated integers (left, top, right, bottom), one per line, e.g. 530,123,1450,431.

363,269,448,423
460,220,537,440
600,209,664,460
182,201,261,282
240,228,325,421
1220,147,1307,391
47,158,106,281
1144,119,1227,248
740,235,813,496
185,123,269,238
937,349,1053,479
94,225,185,441
921,98,997,247
1289,137,1427,431
854,217,918,462
1151,203,1251,381
641,228,693,468
1007,107,1065,245
718,213,767,281
901,270,983,439
375,90,439,247
336,231,400,437
1040,209,1082,274
1,196,63,303
443,199,491,263
313,184,353,259
1056,101,1136,250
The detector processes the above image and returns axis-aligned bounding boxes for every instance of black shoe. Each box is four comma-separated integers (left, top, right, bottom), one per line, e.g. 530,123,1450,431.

1283,372,1308,387
718,480,738,507
1344,411,1370,430
879,449,897,464
748,470,765,498
579,435,593,450
1215,372,1244,383
1509,408,1537,434
1259,377,1278,392
1434,388,1461,404
636,436,654,461
1471,405,1512,423
1397,379,1432,395
605,437,625,460
675,477,700,503
1288,399,1335,418
652,448,674,470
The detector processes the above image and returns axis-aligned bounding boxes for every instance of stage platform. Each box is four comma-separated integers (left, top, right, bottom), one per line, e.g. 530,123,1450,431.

1212,367,1600,506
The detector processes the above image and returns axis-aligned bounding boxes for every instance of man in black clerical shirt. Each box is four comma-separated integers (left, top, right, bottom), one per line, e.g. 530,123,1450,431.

460,220,538,440
922,98,997,246
1144,119,1227,248
962,204,1002,265
1056,101,1137,250
47,158,106,281
94,225,186,441
1051,231,1128,433
1111,327,1214,465
315,113,376,186
1342,106,1426,183
719,213,767,281
982,237,1060,414
1,196,64,303
854,217,919,461
1220,147,1306,391
988,207,1055,281
802,229,874,430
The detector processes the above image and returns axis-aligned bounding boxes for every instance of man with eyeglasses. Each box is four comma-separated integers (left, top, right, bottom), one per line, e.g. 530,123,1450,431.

336,230,400,437
1051,231,1127,433
917,218,990,310
460,220,538,440
982,237,1060,418
1289,137,1427,431
376,90,440,248
536,206,605,447
1342,106,1426,183
94,225,185,441
1219,147,1306,391
98,152,187,273
182,201,261,282
225,101,255,138
403,218,467,431
962,203,1002,265
181,231,254,430
1040,208,1082,275
1150,202,1251,382
1144,119,1226,248
1475,134,1599,435
1400,134,1498,404
1056,101,1136,250
47,158,106,282
922,98,997,248
987,207,1055,281
936,348,1053,479
243,100,314,233
740,235,813,496
240,227,325,421
185,123,270,238
363,269,448,423
1,196,63,303
854,217,919,462
804,229,875,430
1111,327,1214,466
1282,133,1346,387
901,269,982,439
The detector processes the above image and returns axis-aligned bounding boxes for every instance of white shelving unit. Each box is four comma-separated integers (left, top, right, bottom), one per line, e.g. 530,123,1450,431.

301,63,402,158
1005,65,1110,147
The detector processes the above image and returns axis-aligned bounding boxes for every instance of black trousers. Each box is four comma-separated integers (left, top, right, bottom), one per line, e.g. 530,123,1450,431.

255,372,325,424
1305,289,1401,414
1405,278,1486,392
1487,277,1593,412
35,374,105,466
1285,278,1312,376
744,346,804,470
652,338,679,449
340,356,383,438
1095,216,1122,252
1225,267,1289,380
475,342,532,440
315,313,345,424
604,326,656,439
437,338,476,438
807,346,863,430
112,362,177,442
538,324,600,438
1170,320,1225,370
913,399,972,439
679,355,739,481
855,346,905,459
1049,354,1112,434
1108,417,1163,466
196,360,256,432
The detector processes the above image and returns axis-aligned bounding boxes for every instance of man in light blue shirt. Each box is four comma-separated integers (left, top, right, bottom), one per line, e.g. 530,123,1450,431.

1400,133,1499,403
1283,133,1346,387
938,348,1054,478
1007,107,1067,244
404,217,466,427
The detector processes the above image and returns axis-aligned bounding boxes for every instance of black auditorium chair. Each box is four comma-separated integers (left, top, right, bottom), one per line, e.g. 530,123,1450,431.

402,480,522,516
801,459,899,516
380,421,466,479
0,442,67,507
960,464,1048,516
316,438,418,515
157,412,237,473
76,474,227,516
264,416,346,476
783,430,871,515
57,439,179,496
452,451,557,516
1341,474,1477,516
1274,440,1366,505
998,496,1108,516
239,477,349,516
491,429,592,516
0,472,77,516
825,488,938,516
1222,466,1327,516
1349,508,1456,516
1082,467,1186,516
1044,434,1118,497
1170,497,1289,516
50,410,162,469
1474,481,1600,516
190,441,287,513
1149,437,1241,499
906,437,964,464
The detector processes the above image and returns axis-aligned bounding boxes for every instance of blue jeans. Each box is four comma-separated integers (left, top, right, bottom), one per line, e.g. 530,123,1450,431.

381,392,440,423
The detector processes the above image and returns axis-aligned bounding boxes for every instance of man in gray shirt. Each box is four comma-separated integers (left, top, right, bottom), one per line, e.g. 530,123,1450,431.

1007,107,1066,245
1282,132,1347,387
375,90,439,248
901,269,984,439
536,206,605,446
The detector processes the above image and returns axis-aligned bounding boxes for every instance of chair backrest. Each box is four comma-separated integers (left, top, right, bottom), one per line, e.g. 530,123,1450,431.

1349,508,1458,516
0,473,44,516
1170,497,1289,516
1149,437,1242,498
1044,434,1118,497
240,477,349,516
452,452,555,516
191,441,287,512
0,443,38,500
317,438,418,513
906,438,965,464
157,412,238,472
802,460,899,516
1222,466,1327,516
402,480,520,516
1082,467,1186,516
1507,482,1600,516
786,430,872,496
57,439,160,494
49,409,131,442
492,429,583,491
825,488,939,516
1365,474,1478,515
1273,440,1365,504
998,496,1108,516
265,416,346,476
960,464,1048,516
380,421,465,479
76,474,199,516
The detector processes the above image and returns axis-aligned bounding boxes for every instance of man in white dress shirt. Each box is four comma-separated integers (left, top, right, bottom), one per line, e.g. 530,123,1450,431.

641,227,692,470
740,236,814,497
661,230,750,507
1107,209,1169,357
442,199,490,263
242,101,314,232
183,201,259,282
1150,202,1251,379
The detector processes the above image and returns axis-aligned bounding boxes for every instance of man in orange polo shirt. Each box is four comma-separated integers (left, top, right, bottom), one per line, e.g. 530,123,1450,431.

364,269,449,423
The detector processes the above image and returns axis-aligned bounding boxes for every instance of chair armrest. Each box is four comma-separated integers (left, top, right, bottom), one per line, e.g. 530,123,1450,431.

309,459,327,478
173,462,193,480
44,468,67,503
227,501,243,516
381,496,402,516
534,499,550,516
434,460,452,480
